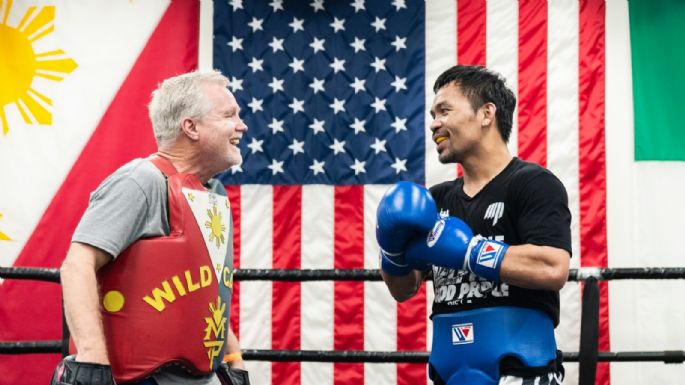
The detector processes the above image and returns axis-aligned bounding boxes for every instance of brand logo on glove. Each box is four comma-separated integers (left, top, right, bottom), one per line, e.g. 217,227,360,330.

427,219,445,247
451,323,474,345
476,242,504,269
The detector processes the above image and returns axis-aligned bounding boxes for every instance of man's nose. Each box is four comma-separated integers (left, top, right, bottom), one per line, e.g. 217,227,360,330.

238,119,248,132
429,118,441,133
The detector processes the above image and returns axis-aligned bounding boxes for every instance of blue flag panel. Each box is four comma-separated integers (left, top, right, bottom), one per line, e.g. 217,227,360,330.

214,0,425,185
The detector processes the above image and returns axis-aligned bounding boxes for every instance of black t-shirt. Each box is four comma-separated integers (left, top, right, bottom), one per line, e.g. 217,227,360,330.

429,157,572,326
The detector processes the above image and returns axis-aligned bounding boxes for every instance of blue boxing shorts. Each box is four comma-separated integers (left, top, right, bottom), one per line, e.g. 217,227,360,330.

429,306,557,385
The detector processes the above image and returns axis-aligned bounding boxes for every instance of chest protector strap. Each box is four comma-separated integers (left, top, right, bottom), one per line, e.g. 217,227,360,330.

430,306,557,385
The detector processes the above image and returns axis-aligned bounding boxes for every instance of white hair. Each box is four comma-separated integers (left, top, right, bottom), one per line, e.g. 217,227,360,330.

148,70,230,146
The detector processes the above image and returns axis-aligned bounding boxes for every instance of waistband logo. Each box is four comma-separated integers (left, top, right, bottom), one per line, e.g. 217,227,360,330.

451,323,474,345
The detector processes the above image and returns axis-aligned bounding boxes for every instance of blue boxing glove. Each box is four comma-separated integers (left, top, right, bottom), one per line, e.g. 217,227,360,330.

405,217,509,282
376,182,438,276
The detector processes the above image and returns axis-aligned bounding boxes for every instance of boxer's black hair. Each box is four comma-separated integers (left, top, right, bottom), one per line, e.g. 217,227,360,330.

434,65,516,143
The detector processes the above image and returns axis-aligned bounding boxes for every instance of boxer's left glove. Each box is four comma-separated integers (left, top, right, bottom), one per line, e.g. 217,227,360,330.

376,182,438,276
50,355,115,385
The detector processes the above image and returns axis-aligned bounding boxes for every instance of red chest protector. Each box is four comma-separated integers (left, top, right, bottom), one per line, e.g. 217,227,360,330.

97,155,233,383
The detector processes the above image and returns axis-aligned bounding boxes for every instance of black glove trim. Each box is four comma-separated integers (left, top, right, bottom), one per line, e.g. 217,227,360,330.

216,362,250,385
51,356,116,385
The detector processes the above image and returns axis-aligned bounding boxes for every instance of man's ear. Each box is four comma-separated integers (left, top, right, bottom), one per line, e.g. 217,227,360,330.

181,117,200,140
481,103,496,126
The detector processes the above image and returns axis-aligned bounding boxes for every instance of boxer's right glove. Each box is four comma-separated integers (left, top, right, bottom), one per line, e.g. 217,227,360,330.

376,181,437,276
50,356,115,385
406,216,509,282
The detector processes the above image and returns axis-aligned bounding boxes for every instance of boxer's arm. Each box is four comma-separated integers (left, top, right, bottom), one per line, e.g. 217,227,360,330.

60,242,112,364
504,171,571,290
381,268,426,302
499,244,569,290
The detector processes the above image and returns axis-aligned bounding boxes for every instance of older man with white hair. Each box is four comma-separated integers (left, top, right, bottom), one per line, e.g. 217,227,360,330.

54,71,249,385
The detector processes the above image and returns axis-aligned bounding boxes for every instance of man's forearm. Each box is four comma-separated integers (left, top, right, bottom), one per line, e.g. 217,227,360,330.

225,327,245,369
61,243,111,364
499,244,570,290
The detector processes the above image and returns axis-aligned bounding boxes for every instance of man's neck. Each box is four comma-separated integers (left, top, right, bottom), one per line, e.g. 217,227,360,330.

460,146,512,197
157,145,212,184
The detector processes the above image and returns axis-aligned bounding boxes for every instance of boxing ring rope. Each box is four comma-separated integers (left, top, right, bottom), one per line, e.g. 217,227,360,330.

239,349,685,363
4,266,685,282
1,266,684,384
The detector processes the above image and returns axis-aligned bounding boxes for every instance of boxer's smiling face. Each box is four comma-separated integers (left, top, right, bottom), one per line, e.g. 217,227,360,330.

429,82,485,164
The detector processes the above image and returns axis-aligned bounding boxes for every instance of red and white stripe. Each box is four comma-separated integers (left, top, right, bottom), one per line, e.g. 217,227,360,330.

578,1,609,384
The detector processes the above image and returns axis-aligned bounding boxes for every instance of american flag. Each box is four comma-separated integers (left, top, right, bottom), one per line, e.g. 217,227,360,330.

213,1,431,385
213,1,607,385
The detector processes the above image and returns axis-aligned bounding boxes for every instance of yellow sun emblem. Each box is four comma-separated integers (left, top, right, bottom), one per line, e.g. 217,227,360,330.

0,2,77,135
0,212,10,240
204,205,225,249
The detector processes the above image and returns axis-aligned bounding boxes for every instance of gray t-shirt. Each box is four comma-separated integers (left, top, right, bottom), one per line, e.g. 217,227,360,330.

72,158,223,385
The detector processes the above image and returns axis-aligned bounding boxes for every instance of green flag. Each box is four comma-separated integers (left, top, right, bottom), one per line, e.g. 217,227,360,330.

629,0,685,161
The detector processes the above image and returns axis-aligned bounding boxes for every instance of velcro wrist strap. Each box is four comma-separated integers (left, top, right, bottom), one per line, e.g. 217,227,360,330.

466,238,508,282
